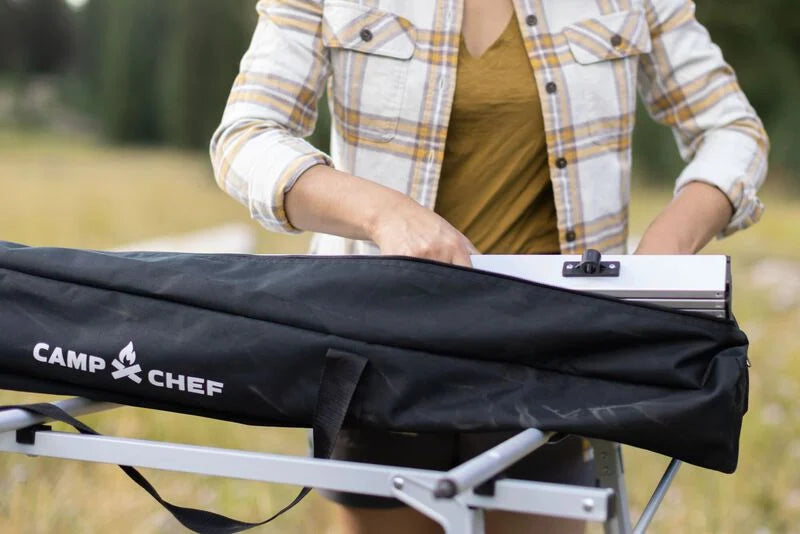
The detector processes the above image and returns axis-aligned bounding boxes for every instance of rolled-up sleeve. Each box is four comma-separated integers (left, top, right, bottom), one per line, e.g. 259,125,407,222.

210,0,332,234
638,0,769,237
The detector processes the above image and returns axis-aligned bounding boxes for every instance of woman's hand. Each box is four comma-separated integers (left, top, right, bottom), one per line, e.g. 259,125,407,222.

369,195,479,267
286,165,478,266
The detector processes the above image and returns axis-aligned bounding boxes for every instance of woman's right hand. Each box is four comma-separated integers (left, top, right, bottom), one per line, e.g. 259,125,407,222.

286,165,479,266
368,195,479,267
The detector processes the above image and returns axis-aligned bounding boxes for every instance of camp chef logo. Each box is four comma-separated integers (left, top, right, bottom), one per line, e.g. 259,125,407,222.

32,341,224,397
112,341,142,383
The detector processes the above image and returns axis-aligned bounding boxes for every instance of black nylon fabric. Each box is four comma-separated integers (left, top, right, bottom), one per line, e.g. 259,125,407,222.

0,348,367,534
0,242,749,473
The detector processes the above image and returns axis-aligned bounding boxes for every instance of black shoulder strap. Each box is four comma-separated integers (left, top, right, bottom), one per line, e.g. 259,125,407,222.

2,348,367,534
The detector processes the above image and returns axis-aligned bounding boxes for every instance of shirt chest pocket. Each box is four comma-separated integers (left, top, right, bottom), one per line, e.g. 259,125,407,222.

322,1,416,143
562,10,652,145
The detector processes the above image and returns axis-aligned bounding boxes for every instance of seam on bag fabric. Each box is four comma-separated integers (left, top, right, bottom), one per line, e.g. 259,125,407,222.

187,254,737,328
115,251,736,328
0,246,738,328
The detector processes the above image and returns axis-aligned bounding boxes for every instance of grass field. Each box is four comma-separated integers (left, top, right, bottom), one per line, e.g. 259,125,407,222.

1,129,799,533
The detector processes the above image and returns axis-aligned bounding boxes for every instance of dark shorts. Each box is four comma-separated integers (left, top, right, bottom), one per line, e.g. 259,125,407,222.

314,428,595,508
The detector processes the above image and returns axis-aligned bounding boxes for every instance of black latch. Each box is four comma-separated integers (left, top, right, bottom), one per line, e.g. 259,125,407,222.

474,472,506,497
16,424,52,445
563,249,620,278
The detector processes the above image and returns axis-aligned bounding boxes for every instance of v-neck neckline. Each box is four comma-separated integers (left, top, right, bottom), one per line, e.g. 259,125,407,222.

461,14,516,61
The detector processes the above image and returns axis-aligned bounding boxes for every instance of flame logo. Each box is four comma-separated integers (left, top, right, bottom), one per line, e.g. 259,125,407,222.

118,341,137,366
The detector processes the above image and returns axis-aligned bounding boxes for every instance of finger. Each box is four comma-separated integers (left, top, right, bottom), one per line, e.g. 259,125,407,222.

465,240,480,255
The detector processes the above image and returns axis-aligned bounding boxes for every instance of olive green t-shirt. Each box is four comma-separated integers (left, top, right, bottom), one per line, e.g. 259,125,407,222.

435,14,560,254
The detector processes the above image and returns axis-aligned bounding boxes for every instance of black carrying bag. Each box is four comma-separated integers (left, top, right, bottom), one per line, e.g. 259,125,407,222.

0,242,749,528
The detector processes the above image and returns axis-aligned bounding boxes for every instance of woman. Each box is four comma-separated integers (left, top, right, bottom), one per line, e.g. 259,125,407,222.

211,1,767,532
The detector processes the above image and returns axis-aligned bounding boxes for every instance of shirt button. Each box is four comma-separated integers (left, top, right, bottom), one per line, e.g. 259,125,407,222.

566,229,577,242
360,28,373,42
525,14,538,26
610,34,622,47
545,81,557,94
555,157,568,169
438,75,446,90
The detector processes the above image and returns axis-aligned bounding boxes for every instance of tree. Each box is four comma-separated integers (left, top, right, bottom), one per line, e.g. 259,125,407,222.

75,0,255,146
0,0,75,74
158,0,256,148
0,1,21,71
95,0,171,142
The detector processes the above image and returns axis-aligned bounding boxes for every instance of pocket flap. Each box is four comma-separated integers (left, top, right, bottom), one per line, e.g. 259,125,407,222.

322,1,416,60
564,10,652,64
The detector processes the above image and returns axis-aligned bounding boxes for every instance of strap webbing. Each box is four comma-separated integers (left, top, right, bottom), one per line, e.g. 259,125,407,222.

1,348,367,534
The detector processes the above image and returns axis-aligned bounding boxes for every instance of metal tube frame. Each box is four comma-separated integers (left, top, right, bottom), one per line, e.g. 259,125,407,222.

0,399,680,534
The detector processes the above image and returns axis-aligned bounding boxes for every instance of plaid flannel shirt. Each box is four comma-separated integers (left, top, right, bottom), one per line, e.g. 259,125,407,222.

210,0,768,255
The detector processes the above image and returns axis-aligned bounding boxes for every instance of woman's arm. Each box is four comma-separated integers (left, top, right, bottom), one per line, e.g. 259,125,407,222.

636,0,769,250
286,165,478,266
635,181,732,254
210,0,333,235
212,0,476,265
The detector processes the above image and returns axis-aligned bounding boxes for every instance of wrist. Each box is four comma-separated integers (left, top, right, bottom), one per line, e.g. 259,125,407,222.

364,189,415,243
635,236,688,255
636,221,699,255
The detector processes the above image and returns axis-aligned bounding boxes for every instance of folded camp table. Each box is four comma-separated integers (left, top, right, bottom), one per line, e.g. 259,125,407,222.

0,252,732,533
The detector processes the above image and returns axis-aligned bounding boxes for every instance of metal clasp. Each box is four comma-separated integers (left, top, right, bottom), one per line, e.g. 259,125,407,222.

563,249,620,278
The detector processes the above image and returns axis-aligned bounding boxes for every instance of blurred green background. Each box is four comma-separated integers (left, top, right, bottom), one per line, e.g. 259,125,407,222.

0,1,798,533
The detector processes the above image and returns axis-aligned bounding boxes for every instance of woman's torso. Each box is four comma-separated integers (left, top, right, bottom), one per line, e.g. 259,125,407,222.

434,12,560,255
311,0,651,256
